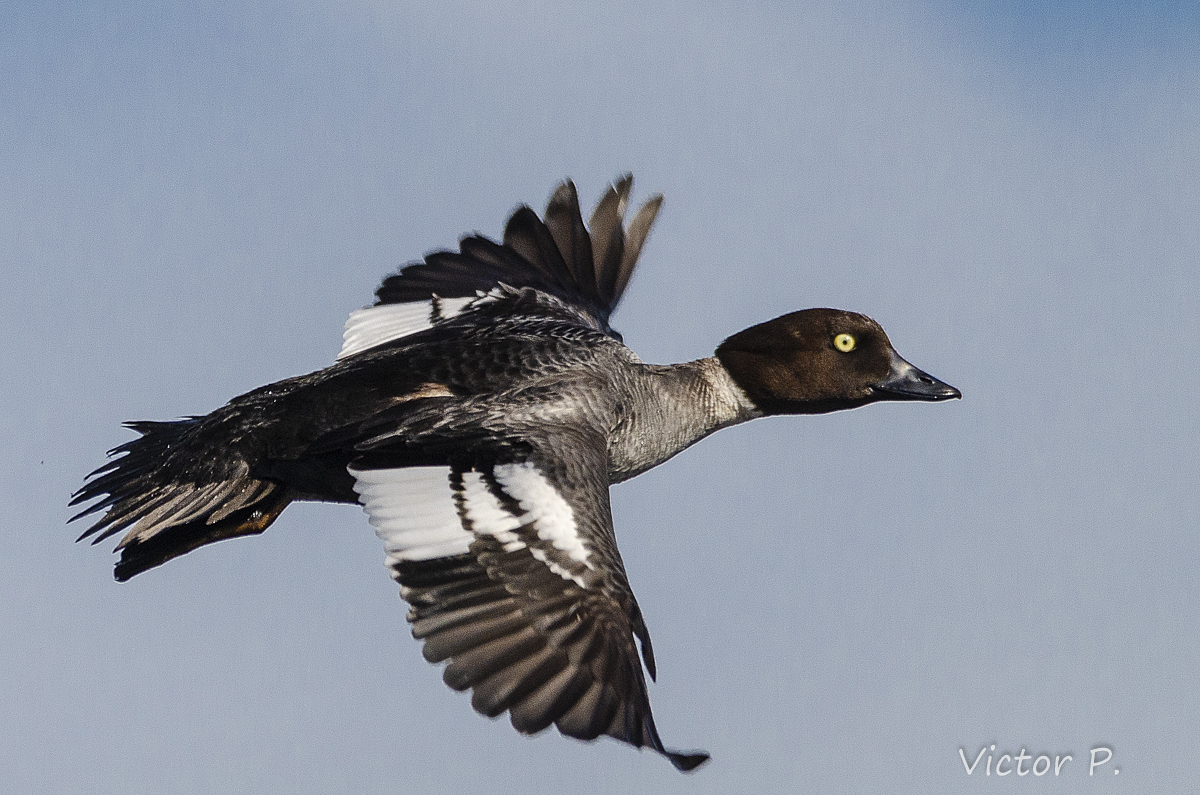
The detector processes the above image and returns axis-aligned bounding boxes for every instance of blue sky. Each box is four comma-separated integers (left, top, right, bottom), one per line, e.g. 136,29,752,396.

3,1,1198,792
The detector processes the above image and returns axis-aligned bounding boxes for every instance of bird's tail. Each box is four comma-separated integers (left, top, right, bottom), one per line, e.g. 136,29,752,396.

71,418,291,581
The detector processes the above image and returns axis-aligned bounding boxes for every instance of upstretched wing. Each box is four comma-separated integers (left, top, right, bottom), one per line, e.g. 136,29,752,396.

339,176,662,359
347,427,707,771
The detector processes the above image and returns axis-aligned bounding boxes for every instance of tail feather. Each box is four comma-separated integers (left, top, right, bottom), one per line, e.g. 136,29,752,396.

71,418,291,579
111,489,290,581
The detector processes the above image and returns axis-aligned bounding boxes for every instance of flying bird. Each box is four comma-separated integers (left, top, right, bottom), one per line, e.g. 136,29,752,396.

73,177,960,771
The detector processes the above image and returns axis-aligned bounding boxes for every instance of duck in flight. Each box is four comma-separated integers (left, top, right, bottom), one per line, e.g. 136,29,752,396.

73,177,960,771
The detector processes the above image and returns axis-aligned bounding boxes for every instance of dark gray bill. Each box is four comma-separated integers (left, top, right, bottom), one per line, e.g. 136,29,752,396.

871,352,961,401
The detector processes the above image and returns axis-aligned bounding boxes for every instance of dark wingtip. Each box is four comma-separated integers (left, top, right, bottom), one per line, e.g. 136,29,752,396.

639,701,709,772
667,749,711,772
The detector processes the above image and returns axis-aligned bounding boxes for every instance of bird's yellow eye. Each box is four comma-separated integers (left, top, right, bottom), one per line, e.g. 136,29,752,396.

834,333,856,353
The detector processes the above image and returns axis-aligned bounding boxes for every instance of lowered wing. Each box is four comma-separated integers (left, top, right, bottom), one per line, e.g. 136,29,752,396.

347,423,707,771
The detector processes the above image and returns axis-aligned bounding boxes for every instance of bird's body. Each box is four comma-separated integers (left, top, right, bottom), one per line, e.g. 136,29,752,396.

73,177,959,771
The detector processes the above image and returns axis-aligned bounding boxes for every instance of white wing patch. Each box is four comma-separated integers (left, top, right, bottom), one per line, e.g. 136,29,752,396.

493,462,591,567
350,466,472,565
338,296,474,360
460,471,526,553
349,461,594,587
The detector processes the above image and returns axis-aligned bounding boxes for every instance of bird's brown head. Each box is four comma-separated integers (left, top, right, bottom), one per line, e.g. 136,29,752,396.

715,308,961,415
